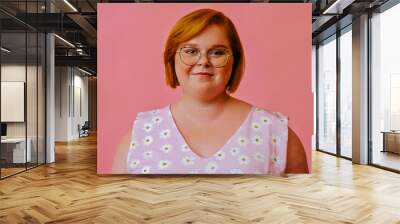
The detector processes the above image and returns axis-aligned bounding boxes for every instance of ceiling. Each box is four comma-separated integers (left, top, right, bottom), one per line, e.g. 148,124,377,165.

0,0,392,75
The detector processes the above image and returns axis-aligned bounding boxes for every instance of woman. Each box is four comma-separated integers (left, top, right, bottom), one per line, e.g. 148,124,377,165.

113,8,308,175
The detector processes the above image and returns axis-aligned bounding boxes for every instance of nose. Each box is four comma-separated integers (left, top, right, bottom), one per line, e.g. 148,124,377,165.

196,52,212,67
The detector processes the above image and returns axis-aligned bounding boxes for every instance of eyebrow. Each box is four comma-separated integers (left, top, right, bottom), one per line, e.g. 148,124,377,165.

182,43,230,49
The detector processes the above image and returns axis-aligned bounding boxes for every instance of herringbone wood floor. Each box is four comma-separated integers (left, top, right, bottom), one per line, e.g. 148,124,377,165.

1,134,400,224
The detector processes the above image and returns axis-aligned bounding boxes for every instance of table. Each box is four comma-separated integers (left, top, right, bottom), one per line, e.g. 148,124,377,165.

381,131,400,154
1,138,32,163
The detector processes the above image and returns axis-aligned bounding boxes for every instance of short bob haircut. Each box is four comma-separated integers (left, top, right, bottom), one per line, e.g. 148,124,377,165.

163,8,245,93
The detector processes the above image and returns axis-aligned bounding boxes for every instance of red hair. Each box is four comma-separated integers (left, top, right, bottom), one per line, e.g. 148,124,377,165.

163,8,245,93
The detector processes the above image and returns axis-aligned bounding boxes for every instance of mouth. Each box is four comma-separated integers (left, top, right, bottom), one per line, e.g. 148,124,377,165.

192,72,214,76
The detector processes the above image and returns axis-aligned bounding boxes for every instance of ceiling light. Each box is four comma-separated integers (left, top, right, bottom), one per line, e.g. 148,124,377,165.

1,47,11,53
322,0,355,15
78,67,93,76
54,34,75,48
63,0,78,12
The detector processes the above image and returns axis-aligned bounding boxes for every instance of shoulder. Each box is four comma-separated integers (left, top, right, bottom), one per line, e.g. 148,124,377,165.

228,97,288,123
132,106,169,126
252,106,289,126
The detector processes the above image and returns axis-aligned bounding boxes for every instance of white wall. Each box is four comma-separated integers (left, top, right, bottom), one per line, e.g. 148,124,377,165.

55,66,89,141
1,65,41,137
55,66,69,141
1,63,46,164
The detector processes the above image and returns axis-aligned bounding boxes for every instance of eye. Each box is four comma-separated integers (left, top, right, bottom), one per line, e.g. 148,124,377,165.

182,47,199,55
209,48,228,57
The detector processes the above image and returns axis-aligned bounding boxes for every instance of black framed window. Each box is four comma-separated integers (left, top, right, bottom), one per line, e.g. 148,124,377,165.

0,0,47,179
317,34,337,155
370,1,400,172
316,24,353,160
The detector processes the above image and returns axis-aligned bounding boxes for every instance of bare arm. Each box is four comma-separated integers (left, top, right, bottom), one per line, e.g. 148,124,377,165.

112,128,132,173
285,127,309,173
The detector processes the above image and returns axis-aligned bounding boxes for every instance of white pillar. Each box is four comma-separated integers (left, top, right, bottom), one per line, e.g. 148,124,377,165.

46,1,55,163
352,14,369,164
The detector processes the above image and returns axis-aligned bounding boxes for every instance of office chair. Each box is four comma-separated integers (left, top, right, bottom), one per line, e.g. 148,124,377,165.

79,121,90,138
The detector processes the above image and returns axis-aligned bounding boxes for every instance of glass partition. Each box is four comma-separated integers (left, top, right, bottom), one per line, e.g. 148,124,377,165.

0,1,46,179
339,26,352,158
1,30,28,177
371,3,400,171
317,35,337,155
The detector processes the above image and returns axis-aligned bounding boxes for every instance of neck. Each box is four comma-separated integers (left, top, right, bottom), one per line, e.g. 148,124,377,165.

176,92,232,123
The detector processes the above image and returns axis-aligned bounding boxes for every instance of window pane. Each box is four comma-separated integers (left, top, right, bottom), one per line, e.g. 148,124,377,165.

1,31,27,177
340,28,352,158
318,36,337,154
371,3,400,171
27,31,38,169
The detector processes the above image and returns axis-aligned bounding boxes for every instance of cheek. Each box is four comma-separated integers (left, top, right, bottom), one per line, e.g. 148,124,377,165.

174,55,191,80
218,61,234,81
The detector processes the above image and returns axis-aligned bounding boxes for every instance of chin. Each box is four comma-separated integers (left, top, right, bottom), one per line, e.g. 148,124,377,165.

191,88,225,101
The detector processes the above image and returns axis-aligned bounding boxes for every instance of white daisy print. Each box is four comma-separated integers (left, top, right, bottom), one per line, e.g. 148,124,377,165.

141,166,150,174
161,144,173,153
255,108,263,113
274,112,288,124
142,150,153,159
260,116,270,125
237,136,248,146
181,144,190,152
143,123,153,132
252,122,261,131
142,136,153,146
254,152,265,162
215,151,226,160
270,135,279,146
252,135,263,145
129,159,140,169
130,140,138,150
158,160,172,169
205,162,218,173
150,109,160,114
271,154,279,163
159,129,171,139
151,116,163,124
182,156,195,166
230,147,240,156
230,169,243,174
238,155,250,165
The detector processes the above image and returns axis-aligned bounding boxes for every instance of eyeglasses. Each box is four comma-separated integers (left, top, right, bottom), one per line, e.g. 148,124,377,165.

176,46,232,68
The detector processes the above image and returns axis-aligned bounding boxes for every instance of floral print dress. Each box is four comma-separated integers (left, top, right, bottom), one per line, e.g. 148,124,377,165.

126,105,289,175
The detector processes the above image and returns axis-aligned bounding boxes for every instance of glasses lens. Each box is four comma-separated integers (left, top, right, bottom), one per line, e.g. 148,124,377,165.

178,47,230,67
209,48,229,67
179,47,200,66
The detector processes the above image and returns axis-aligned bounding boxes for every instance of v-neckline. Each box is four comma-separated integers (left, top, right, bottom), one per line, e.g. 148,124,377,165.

167,104,254,160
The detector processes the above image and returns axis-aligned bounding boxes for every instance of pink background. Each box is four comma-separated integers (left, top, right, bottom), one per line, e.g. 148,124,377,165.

97,3,312,173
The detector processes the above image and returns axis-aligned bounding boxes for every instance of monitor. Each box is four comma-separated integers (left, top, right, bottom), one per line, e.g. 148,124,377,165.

1,123,7,137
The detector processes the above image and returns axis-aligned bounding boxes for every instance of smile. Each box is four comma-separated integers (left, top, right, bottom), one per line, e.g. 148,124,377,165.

192,72,214,76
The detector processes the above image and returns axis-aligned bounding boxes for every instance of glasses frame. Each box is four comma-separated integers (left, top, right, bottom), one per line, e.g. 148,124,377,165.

176,46,232,68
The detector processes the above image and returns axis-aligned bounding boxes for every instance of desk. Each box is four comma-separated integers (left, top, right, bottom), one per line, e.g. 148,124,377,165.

381,131,400,154
1,138,32,163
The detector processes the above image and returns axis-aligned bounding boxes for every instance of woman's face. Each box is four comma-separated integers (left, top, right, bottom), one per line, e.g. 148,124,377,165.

174,24,234,101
